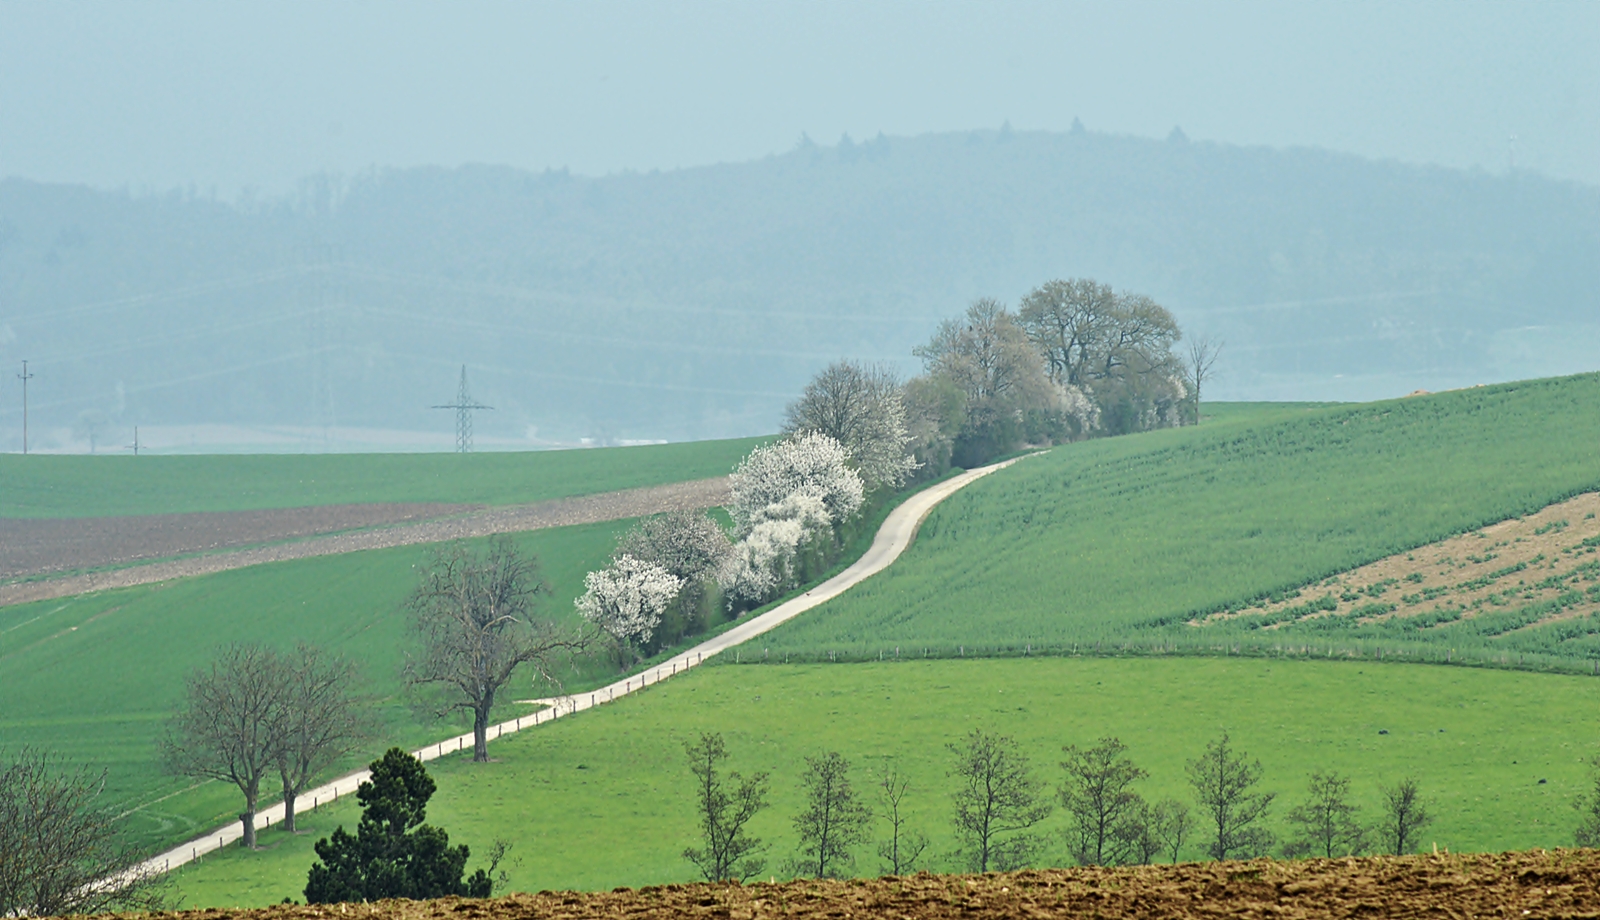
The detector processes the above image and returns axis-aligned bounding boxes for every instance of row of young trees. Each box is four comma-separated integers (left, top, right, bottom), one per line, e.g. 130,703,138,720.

680,729,1444,882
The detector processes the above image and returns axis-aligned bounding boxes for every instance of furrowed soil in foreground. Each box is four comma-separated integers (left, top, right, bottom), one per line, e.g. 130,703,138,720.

99,850,1600,920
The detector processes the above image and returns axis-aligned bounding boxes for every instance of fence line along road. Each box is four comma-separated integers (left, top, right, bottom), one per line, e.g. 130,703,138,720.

133,455,1027,880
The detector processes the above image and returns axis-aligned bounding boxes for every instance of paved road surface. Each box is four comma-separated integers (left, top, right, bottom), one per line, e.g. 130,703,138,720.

129,456,1025,881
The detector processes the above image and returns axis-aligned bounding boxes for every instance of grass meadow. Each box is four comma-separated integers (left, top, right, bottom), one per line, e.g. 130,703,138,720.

760,373,1600,670
0,436,765,518
167,656,1600,906
0,520,634,855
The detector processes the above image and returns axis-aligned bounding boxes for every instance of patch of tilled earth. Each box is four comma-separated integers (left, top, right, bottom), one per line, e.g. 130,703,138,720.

0,478,730,608
92,850,1600,920
0,504,480,579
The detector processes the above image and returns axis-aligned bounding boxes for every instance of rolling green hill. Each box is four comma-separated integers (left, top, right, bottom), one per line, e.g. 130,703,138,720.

0,522,632,854
166,657,1600,906
760,373,1600,669
0,436,762,519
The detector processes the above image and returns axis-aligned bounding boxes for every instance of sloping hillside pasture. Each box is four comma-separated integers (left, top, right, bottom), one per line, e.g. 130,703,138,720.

0,436,764,519
168,657,1600,907
759,374,1600,671
0,521,634,855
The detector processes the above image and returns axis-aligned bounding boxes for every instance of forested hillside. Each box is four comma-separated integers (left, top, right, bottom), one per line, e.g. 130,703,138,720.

1,127,1595,447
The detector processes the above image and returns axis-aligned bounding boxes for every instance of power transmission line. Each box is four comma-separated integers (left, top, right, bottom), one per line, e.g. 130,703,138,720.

17,360,34,454
431,365,492,453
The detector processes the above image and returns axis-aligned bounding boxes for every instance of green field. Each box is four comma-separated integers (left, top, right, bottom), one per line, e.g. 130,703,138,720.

167,656,1600,906
761,374,1600,669
0,520,638,855
0,456,939,860
0,436,765,519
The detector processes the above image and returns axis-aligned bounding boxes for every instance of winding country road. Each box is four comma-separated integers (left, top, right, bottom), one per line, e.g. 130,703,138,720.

131,456,1025,880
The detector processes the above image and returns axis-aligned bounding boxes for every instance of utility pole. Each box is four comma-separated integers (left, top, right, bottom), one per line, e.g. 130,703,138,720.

17,360,33,454
126,426,141,456
431,366,492,453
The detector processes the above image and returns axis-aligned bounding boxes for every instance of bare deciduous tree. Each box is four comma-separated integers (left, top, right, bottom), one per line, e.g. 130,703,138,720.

1283,771,1366,858
1186,335,1222,425
162,642,286,849
1186,733,1275,861
789,751,872,879
877,762,929,875
272,643,368,832
405,539,590,762
1378,778,1432,855
948,729,1052,873
1154,798,1195,864
1060,736,1148,866
0,748,169,916
683,732,770,882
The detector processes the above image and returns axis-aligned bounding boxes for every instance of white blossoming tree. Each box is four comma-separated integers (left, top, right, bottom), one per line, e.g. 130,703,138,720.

719,436,861,611
727,433,864,537
615,510,734,643
575,554,683,661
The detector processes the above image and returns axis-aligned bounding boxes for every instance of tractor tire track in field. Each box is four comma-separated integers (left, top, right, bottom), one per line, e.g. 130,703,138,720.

130,457,1025,881
0,477,730,608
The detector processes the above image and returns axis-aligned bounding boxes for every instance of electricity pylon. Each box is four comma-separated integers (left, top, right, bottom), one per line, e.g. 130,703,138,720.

432,365,492,453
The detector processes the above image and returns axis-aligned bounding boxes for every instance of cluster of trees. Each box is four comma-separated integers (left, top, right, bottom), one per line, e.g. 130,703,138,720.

680,729,1442,882
572,300,1213,665
906,281,1216,469
161,643,368,848
576,401,912,661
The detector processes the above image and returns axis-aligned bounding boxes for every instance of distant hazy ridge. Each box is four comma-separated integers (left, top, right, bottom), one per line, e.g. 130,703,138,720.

1,128,1595,445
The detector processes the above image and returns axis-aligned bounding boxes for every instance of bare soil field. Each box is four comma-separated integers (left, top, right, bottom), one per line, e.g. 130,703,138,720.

1198,491,1600,630
97,850,1600,920
0,477,729,608
0,504,479,579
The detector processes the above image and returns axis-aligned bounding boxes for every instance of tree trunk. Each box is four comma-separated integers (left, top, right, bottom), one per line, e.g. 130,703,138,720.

241,782,259,848
473,700,491,762
282,786,298,833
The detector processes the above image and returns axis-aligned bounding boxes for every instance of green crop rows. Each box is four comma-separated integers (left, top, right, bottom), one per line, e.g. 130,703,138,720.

759,373,1600,671
0,436,764,519
167,656,1600,907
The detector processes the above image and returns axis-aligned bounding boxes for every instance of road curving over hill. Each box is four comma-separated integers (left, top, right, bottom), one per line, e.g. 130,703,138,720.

0,477,730,608
131,455,1028,880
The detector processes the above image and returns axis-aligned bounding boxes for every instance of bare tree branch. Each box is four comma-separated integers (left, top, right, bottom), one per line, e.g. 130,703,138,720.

0,748,171,916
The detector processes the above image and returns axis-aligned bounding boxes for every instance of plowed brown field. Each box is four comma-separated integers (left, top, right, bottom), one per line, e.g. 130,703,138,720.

0,478,729,608
97,850,1600,920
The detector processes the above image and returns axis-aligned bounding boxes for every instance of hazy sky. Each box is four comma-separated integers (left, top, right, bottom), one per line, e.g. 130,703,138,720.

2,0,1597,196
